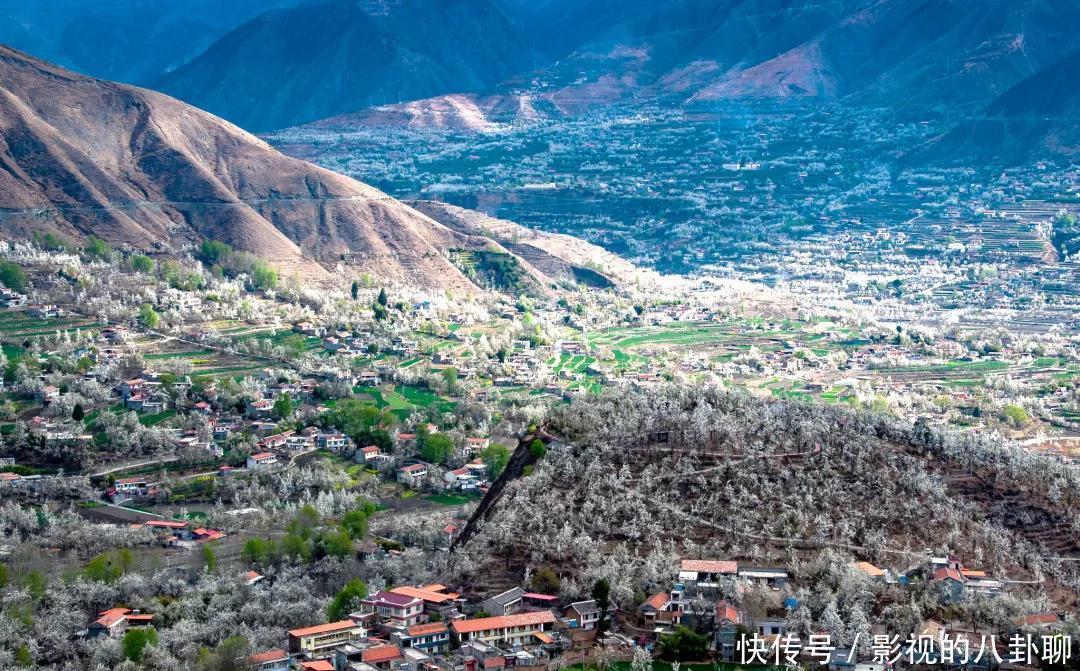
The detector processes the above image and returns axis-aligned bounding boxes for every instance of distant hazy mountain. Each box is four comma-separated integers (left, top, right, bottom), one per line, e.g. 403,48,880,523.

0,0,296,83
913,51,1080,166
153,0,543,132
496,0,1080,111
0,46,507,291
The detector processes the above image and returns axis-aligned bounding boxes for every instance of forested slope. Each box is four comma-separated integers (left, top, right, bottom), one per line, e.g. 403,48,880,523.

452,385,1079,615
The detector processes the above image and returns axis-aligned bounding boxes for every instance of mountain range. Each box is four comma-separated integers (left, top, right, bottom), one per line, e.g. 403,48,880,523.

0,46,512,290
0,46,643,292
494,0,1080,111
913,50,1080,166
150,0,543,132
0,0,294,84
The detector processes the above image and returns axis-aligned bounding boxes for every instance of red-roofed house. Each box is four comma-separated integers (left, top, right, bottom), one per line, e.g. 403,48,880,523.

358,445,389,463
249,649,290,671
394,621,450,654
451,611,555,647
358,590,424,628
1014,613,1064,632
247,452,278,469
931,567,966,603
715,600,746,661
679,559,737,586
362,645,404,669
397,463,429,487
87,608,153,637
192,528,226,543
288,620,365,654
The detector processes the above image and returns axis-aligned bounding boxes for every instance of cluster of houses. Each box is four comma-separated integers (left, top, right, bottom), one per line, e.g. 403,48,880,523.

638,559,792,656
248,583,595,671
134,518,226,547
0,287,26,308
75,552,1071,671
634,556,1062,664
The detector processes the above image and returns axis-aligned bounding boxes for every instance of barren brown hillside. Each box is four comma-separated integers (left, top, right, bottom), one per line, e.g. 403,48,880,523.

0,45,493,290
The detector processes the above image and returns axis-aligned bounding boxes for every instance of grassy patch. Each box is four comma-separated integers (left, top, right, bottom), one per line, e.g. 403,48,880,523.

424,493,479,506
138,410,176,426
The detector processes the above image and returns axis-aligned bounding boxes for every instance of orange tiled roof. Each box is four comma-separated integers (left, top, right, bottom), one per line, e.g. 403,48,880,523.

680,559,737,574
249,649,288,664
362,646,403,664
643,592,669,610
407,622,449,637
94,608,130,627
288,620,359,638
451,611,555,634
1017,613,1060,627
145,520,188,529
932,567,964,583
390,585,452,604
716,600,741,624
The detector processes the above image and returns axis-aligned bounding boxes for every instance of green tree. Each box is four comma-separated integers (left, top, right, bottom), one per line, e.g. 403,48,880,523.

658,625,710,661
327,578,368,621
351,280,359,300
318,527,355,558
84,236,112,260
122,627,158,662
24,570,45,601
139,303,160,329
529,438,547,459
200,239,233,265
38,232,71,252
442,366,459,393
482,443,510,478
250,260,277,290
131,255,155,273
197,635,250,671
377,287,388,306
84,548,133,583
421,432,453,465
290,504,321,535
241,537,277,566
592,577,612,635
1003,403,1030,427
0,261,26,291
202,544,218,573
281,533,313,563
72,402,85,422
341,509,368,540
530,567,560,594
272,392,294,419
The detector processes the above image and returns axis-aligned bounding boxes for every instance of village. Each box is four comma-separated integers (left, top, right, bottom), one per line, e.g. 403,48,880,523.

0,226,1076,670
74,550,1073,671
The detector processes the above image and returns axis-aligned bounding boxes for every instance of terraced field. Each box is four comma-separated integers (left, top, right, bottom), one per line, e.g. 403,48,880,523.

363,384,458,421
0,311,101,342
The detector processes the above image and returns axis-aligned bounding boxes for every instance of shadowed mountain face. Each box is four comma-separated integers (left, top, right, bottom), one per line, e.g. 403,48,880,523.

0,46,504,290
152,0,543,132
0,0,296,84
912,51,1080,166
497,0,1080,111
